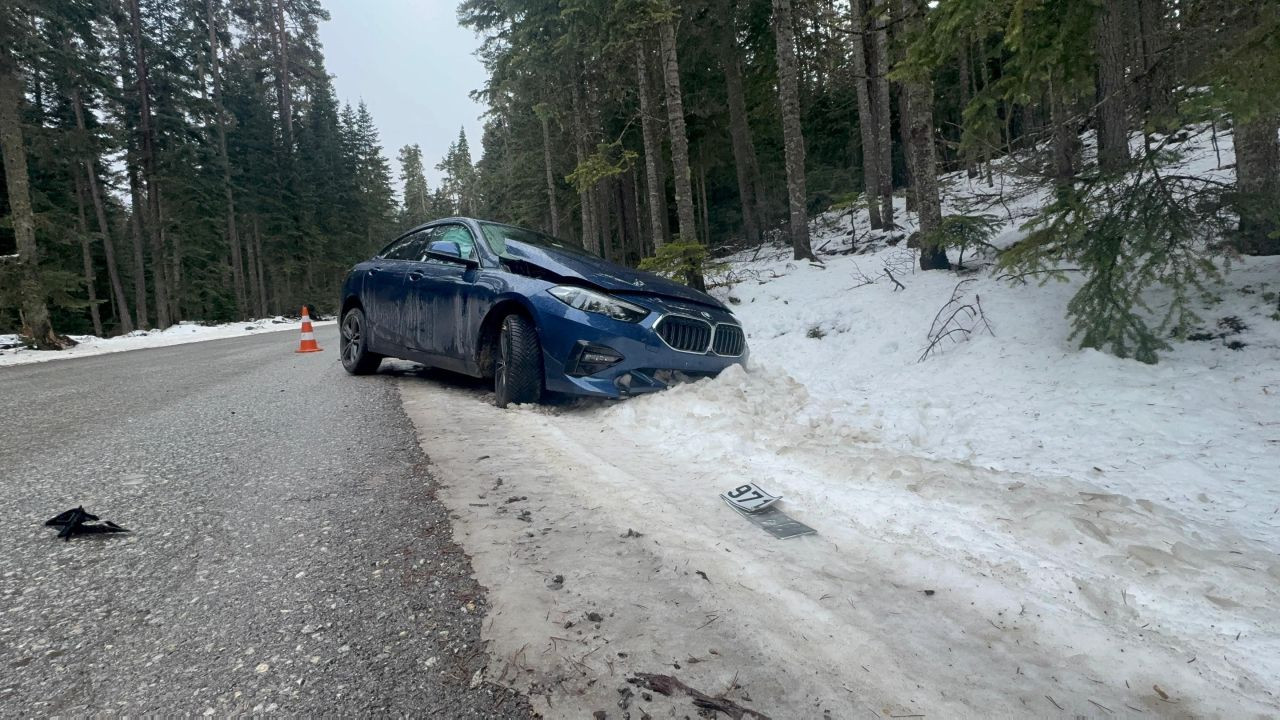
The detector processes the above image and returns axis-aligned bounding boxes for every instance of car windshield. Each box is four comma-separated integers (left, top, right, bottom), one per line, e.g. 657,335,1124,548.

478,222,591,258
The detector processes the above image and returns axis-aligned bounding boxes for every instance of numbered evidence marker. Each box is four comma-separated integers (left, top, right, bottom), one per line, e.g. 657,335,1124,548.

721,483,782,513
720,483,816,540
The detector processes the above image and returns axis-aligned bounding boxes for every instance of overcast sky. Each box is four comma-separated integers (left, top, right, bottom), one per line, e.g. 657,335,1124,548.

317,0,489,191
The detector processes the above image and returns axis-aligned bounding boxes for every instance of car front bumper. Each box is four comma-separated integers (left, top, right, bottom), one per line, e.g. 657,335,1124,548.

529,293,747,399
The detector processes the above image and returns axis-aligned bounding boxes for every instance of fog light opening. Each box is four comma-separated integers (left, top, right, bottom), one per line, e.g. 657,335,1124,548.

568,342,624,377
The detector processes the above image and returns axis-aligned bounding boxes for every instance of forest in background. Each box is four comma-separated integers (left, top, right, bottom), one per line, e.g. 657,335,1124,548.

2,0,1279,362
0,0,401,343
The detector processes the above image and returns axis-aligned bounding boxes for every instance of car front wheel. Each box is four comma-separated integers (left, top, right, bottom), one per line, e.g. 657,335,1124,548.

340,307,383,375
494,314,542,408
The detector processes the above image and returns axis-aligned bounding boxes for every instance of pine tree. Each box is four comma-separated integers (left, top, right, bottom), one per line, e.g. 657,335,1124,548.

436,128,477,216
399,143,432,227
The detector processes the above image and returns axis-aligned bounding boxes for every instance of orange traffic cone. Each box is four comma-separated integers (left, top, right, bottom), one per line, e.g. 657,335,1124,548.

295,306,322,353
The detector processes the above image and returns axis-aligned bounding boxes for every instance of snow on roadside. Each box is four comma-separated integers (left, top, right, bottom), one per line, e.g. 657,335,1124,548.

0,317,335,367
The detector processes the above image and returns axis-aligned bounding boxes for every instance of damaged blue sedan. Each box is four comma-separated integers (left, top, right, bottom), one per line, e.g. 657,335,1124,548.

338,218,747,407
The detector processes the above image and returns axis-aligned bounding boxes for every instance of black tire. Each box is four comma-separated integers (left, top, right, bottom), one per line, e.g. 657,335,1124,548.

340,307,383,375
494,313,543,408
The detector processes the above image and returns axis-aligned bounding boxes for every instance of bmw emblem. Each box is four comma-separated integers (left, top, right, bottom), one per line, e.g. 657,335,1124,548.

700,311,712,319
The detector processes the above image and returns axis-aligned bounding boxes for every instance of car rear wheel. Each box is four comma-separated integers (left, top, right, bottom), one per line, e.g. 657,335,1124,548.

494,314,542,408
340,307,383,375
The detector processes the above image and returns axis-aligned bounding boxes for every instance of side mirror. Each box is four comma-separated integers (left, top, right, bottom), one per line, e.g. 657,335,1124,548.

426,240,478,268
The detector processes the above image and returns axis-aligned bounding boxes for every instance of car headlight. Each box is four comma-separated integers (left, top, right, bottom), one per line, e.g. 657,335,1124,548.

547,286,649,323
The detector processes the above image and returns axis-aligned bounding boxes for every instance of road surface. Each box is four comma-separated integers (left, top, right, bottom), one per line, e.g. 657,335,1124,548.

0,328,530,717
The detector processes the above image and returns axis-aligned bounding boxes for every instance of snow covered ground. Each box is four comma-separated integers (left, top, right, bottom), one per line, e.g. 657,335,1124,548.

0,317,335,367
401,128,1279,718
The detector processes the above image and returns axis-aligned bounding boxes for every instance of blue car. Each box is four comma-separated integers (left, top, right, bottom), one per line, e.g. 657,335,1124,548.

338,217,747,407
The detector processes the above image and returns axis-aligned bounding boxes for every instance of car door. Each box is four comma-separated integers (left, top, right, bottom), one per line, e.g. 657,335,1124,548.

366,231,429,352
412,223,485,360
403,227,442,355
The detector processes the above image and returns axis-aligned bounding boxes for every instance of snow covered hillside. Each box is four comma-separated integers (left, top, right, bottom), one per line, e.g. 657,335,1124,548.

402,128,1279,718
708,127,1278,552
0,317,335,367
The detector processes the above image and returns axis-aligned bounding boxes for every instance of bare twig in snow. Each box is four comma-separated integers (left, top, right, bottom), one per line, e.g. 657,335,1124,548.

919,279,995,362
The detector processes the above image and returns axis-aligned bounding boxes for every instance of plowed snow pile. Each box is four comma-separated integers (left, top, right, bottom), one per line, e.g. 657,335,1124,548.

401,130,1279,718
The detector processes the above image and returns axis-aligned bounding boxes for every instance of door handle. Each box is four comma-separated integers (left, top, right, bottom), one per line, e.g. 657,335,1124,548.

407,271,425,281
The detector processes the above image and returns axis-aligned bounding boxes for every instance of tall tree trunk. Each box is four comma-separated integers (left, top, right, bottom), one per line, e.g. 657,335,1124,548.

958,44,977,179
73,89,134,334
588,85,610,258
272,0,293,152
718,1,764,244
897,85,915,213
771,0,816,261
899,0,948,270
244,215,261,316
871,11,894,227
570,77,599,255
1049,74,1080,185
975,41,996,186
83,163,134,334
164,192,181,321
1094,0,1131,171
74,173,105,336
114,23,149,328
697,153,710,245
1136,0,1172,123
850,0,883,228
126,170,149,328
208,0,246,319
657,17,699,248
538,109,560,238
253,216,268,316
0,49,60,348
126,0,170,328
622,166,642,263
635,42,667,249
1235,113,1280,255
596,176,612,261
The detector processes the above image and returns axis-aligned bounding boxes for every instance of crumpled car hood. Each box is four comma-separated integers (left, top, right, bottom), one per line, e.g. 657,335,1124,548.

502,241,727,311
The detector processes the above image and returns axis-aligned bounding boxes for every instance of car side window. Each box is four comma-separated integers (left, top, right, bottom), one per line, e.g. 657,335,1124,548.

426,225,478,262
378,234,416,260
384,230,430,261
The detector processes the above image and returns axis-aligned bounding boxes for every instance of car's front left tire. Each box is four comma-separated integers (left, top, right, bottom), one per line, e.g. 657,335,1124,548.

494,313,543,408
340,307,383,375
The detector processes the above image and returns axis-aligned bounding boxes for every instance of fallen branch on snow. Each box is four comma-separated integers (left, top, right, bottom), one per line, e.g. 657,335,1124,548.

629,673,772,720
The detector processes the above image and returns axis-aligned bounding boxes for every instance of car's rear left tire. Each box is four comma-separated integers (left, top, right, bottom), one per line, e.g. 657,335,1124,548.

494,313,542,408
340,307,383,375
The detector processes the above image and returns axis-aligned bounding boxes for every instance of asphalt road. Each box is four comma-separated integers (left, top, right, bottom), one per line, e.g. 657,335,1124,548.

0,328,531,717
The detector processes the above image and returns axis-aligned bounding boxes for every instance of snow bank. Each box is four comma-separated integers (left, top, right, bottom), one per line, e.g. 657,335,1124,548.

0,317,335,367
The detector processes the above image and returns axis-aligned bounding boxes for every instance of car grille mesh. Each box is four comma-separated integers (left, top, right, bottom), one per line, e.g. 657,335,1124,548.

656,316,712,353
712,324,746,357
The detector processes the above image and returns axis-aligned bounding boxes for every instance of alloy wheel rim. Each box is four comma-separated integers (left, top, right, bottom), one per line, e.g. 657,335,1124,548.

342,313,361,367
496,328,510,397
